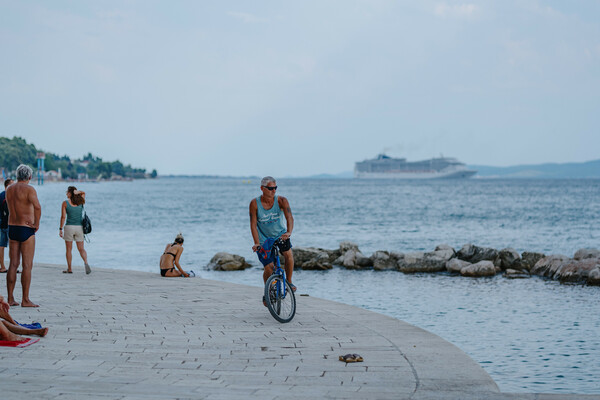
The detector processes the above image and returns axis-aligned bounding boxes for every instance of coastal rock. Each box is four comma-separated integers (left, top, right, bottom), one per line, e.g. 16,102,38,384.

372,251,396,271
520,252,545,272
291,247,333,270
499,248,521,270
434,244,456,260
530,255,570,279
589,268,600,286
460,261,497,277
339,241,360,255
555,258,600,285
395,251,447,273
342,249,372,270
573,248,600,260
207,253,252,271
457,244,499,264
446,259,471,274
504,269,530,279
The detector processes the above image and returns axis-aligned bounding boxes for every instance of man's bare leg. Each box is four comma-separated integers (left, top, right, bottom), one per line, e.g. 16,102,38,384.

19,236,38,307
0,246,6,272
282,249,294,287
1,320,48,337
0,321,25,341
262,263,274,283
7,240,20,306
65,241,73,272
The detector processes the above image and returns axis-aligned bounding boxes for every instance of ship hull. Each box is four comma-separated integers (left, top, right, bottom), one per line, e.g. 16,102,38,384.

354,169,477,179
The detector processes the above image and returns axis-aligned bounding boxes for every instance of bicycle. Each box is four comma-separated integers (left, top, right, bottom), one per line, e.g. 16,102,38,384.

261,238,296,323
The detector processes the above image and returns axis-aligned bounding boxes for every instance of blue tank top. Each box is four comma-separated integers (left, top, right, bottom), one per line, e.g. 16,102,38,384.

256,195,287,244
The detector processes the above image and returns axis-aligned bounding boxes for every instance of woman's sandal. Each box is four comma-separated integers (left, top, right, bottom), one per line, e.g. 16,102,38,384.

62,270,73,274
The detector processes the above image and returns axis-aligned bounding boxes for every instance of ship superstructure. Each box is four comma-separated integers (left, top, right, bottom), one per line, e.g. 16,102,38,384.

354,154,476,179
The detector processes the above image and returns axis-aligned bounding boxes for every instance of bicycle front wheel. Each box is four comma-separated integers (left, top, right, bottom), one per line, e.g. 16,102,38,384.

264,275,296,323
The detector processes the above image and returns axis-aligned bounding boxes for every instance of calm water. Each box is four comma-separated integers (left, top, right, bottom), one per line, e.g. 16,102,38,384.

28,177,600,393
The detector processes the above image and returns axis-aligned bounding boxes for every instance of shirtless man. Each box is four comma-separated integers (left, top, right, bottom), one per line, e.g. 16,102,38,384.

249,176,295,298
5,165,41,307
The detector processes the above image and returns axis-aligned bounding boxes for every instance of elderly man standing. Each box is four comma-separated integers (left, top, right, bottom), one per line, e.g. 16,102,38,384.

6,165,41,307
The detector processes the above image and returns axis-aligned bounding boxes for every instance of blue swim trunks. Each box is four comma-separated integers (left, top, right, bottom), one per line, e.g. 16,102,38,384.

256,237,292,267
8,225,36,243
0,228,7,247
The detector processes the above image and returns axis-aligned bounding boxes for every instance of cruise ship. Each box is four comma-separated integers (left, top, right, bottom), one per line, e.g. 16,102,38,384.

354,154,477,179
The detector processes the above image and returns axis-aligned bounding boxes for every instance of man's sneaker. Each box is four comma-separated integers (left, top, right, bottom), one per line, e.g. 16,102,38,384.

85,263,92,275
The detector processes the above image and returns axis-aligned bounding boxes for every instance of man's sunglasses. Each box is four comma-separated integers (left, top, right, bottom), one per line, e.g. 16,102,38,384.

263,186,277,191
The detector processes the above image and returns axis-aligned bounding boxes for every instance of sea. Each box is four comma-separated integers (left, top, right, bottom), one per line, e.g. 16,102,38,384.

26,177,600,393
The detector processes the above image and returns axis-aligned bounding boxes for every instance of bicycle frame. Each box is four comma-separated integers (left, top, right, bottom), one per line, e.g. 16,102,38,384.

271,241,287,299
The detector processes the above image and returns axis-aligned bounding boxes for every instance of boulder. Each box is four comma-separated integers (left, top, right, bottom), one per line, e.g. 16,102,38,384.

395,251,447,273
292,247,333,270
342,249,372,270
589,268,600,286
530,255,570,279
457,244,499,264
573,248,600,260
499,248,521,271
339,241,360,254
504,269,530,279
555,258,600,285
460,261,497,277
520,252,545,272
434,244,456,260
446,259,471,274
207,253,252,271
372,251,397,271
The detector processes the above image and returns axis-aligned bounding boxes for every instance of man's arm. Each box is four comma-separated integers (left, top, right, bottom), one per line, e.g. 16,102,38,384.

173,248,189,277
278,196,294,241
249,199,261,251
30,187,42,231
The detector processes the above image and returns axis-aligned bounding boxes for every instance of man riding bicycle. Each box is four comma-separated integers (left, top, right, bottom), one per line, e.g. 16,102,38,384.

249,176,295,304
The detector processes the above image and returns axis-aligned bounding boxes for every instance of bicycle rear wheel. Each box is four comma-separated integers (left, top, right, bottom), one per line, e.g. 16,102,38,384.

264,274,296,323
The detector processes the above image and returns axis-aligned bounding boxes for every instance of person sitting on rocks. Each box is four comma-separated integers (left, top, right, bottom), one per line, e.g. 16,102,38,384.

159,233,189,277
0,295,48,340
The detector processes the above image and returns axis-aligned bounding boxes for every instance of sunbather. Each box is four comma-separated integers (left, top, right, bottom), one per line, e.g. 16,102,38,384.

0,295,48,341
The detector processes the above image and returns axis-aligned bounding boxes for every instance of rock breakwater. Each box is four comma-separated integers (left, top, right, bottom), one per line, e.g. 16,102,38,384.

207,244,600,286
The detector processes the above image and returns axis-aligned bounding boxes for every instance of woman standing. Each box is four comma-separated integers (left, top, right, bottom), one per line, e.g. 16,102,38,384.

59,186,91,274
159,233,189,277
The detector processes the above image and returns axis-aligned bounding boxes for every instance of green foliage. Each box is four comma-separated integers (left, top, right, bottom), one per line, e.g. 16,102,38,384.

0,136,156,179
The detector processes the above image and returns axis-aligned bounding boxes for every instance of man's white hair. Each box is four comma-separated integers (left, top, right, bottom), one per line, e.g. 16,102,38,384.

16,164,33,181
261,176,276,186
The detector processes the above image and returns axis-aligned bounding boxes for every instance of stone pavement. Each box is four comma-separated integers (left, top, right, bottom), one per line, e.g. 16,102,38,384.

1,263,598,400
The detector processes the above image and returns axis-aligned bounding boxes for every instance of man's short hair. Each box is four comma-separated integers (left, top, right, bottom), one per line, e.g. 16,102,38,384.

261,176,276,187
4,179,13,188
16,164,33,181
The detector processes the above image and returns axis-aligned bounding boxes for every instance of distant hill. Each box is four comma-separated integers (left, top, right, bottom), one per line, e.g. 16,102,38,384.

469,159,600,179
306,171,354,179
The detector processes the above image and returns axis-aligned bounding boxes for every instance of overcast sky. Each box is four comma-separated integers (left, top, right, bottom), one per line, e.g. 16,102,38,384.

1,1,599,176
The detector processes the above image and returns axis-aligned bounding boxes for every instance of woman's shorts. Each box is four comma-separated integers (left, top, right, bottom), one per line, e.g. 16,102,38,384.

64,225,84,242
